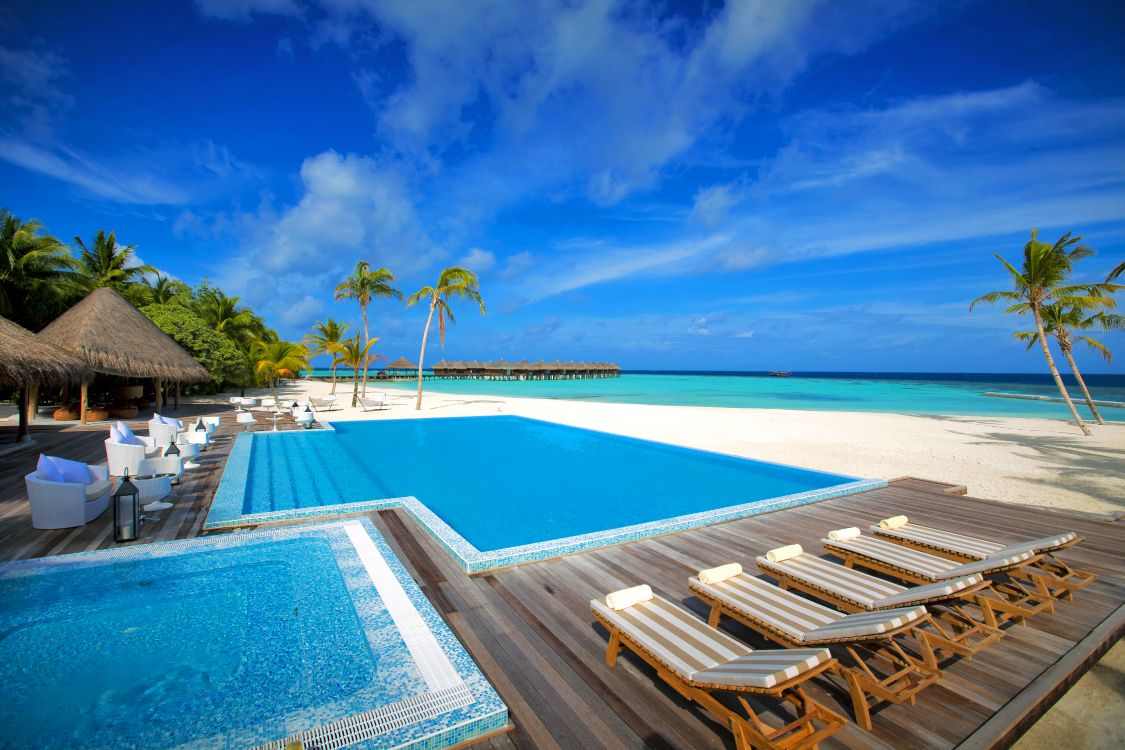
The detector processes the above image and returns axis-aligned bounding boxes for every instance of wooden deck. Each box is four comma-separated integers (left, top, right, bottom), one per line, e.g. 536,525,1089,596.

1,410,1121,749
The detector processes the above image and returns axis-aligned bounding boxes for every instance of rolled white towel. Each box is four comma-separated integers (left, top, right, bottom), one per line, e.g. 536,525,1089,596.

879,515,909,530
697,563,742,585
605,584,653,610
827,527,861,542
765,544,803,563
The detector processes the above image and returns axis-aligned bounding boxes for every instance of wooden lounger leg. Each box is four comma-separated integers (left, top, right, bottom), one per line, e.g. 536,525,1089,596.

605,632,622,667
833,642,940,731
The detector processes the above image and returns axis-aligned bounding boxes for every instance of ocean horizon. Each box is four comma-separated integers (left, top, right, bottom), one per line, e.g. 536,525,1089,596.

300,369,1125,421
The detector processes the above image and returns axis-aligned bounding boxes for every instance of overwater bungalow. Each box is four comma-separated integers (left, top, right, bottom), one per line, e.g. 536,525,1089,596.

431,359,620,380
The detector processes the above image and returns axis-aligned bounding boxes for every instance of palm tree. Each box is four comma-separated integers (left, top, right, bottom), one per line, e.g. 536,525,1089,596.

0,210,78,328
74,230,155,290
304,318,350,394
197,291,255,335
250,340,309,404
971,230,1104,435
406,266,485,410
1015,299,1123,425
1108,261,1124,282
143,274,186,305
334,261,401,397
333,334,379,408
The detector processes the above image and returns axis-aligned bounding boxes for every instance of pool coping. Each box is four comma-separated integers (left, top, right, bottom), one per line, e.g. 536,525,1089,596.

205,421,887,574
0,518,508,749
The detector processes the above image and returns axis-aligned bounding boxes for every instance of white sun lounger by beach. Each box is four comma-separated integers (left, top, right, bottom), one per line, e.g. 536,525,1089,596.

358,394,387,411
870,515,1095,598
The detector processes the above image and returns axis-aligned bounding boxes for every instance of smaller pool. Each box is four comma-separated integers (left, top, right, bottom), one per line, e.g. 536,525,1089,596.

209,415,885,572
0,519,506,749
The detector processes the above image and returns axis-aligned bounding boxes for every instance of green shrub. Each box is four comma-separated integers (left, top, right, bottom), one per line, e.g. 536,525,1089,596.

141,303,251,392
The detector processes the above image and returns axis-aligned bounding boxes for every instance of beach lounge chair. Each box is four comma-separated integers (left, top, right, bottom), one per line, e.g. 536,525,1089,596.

310,395,337,411
755,545,1004,658
689,562,938,730
592,585,846,750
871,515,1096,599
821,528,1054,623
358,393,386,411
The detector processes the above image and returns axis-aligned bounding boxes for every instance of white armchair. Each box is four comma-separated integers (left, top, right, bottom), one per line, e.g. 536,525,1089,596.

105,436,160,477
139,454,185,484
177,429,209,451
148,419,181,447
202,416,221,432
295,410,315,428
24,464,111,529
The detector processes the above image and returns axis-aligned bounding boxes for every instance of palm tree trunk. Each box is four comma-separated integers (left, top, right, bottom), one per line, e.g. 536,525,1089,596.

352,366,360,408
330,363,338,395
1033,306,1091,435
1061,344,1104,425
416,301,436,410
361,305,370,398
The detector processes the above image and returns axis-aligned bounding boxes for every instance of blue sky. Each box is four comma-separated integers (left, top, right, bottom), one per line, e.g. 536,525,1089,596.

2,0,1124,372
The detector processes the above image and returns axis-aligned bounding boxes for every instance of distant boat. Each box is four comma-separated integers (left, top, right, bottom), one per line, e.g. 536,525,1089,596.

769,371,792,377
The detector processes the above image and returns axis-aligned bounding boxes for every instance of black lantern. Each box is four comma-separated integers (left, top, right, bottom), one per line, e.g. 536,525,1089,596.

195,420,206,432
113,469,140,543
165,439,180,457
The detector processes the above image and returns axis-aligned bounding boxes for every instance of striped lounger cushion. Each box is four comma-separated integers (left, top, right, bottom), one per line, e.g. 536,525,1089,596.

873,523,1077,560
591,595,832,689
824,535,1034,581
756,553,984,609
692,573,926,644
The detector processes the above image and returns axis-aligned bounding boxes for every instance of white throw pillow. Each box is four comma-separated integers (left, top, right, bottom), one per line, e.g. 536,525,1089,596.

115,420,140,445
36,454,63,482
46,456,90,484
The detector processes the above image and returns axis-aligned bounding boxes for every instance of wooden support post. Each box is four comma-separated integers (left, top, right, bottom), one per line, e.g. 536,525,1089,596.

80,381,88,424
25,381,38,430
16,387,30,442
174,381,180,411
154,376,163,414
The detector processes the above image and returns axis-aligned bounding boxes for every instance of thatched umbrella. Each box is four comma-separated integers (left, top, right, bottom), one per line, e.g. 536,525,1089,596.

0,316,90,441
381,356,419,375
39,287,210,422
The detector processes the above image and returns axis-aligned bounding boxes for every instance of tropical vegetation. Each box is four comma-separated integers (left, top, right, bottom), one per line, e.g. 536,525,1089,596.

250,340,309,405
0,210,78,329
304,318,350,395
406,266,486,410
332,334,379,408
972,230,1120,435
334,261,400,397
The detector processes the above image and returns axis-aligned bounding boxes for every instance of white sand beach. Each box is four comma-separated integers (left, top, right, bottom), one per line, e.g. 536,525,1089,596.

222,378,1125,519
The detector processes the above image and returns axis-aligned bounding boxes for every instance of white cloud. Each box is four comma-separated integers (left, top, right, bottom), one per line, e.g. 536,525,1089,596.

690,180,747,226
500,251,534,278
458,247,495,272
193,0,301,21
279,294,324,327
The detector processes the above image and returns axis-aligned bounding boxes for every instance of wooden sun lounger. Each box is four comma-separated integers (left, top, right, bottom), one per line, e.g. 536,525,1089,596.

689,567,939,731
870,518,1096,600
592,586,847,750
756,550,1004,659
821,533,1055,623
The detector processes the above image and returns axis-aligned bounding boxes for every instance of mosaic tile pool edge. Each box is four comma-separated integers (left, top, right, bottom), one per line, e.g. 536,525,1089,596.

205,431,887,573
0,518,508,750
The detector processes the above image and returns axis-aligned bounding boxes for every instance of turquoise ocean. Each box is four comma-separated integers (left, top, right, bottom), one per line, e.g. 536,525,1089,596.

302,370,1125,421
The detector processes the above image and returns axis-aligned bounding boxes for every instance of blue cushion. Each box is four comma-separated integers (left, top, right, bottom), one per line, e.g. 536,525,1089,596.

115,420,140,445
46,456,90,484
36,454,63,482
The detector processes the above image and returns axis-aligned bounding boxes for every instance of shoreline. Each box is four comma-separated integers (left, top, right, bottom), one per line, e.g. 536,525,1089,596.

209,379,1125,519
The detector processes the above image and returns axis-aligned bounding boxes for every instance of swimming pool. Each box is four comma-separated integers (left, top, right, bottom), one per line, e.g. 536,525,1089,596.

0,519,506,749
208,416,883,571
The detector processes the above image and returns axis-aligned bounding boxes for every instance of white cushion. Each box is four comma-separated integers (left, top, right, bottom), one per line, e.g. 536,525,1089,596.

47,456,90,484
116,420,141,445
37,454,63,482
84,478,111,500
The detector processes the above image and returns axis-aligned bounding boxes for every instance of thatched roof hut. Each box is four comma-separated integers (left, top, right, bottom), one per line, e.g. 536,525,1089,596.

40,288,210,383
382,357,418,372
0,316,88,389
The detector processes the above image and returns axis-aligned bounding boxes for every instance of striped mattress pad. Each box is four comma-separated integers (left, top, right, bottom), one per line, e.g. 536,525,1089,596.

591,595,831,689
872,523,1077,560
756,553,985,609
822,535,1034,581
689,573,926,644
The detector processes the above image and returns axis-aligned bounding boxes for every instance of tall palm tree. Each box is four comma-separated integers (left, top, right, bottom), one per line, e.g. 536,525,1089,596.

406,266,485,410
304,318,350,394
0,210,78,328
1015,300,1123,425
333,333,379,408
74,230,155,290
250,340,309,404
334,261,401,397
971,230,1104,435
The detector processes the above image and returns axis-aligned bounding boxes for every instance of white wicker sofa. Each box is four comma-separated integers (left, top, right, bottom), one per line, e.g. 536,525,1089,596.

25,463,112,529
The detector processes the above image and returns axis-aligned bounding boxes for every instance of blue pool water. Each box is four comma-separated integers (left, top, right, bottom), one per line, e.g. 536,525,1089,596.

235,416,858,551
0,521,507,748
308,371,1125,421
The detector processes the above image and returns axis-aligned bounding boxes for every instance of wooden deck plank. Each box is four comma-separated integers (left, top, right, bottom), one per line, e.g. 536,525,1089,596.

0,408,1121,749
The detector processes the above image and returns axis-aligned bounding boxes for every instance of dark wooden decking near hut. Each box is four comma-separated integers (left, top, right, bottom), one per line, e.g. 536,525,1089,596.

0,409,1121,749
